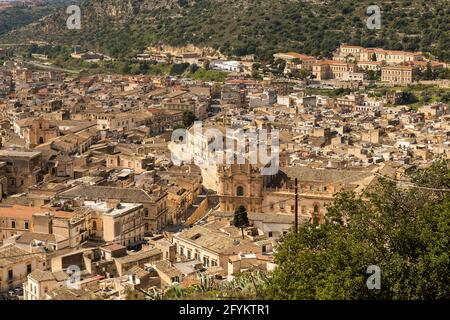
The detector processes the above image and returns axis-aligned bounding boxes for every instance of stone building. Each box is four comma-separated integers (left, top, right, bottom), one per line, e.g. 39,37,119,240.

218,164,268,213
57,185,169,232
381,65,419,84
217,163,376,224
0,150,42,194
0,244,43,293
19,118,59,148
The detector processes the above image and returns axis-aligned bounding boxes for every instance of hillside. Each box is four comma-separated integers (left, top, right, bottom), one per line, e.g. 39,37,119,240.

0,0,70,36
2,0,449,61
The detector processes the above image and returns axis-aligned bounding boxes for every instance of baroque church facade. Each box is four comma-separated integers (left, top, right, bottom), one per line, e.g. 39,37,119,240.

218,163,377,224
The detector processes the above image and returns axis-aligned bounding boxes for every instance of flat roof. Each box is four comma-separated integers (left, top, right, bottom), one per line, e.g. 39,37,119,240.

0,150,41,158
83,201,142,216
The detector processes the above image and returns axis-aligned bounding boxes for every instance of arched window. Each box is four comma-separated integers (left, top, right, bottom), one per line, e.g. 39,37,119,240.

236,186,244,196
314,205,319,213
92,221,97,231
145,223,149,231
312,204,320,225
39,137,44,144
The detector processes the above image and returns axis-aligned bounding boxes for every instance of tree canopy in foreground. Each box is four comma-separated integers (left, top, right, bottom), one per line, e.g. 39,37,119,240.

265,160,450,300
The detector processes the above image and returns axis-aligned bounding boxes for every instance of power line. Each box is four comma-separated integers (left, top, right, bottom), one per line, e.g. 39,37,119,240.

374,172,450,192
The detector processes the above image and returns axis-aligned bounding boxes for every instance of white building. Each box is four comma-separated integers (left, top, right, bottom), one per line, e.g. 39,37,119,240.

210,60,243,72
341,71,365,81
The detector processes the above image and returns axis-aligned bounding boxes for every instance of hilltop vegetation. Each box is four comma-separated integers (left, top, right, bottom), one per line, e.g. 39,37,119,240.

0,0,71,37
0,4,49,35
1,0,449,62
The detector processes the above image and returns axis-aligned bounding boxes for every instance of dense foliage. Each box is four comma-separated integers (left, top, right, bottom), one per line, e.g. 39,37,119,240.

265,160,450,299
2,0,449,62
233,205,250,239
0,1,70,36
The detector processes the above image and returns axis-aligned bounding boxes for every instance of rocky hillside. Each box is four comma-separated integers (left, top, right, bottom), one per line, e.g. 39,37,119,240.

2,0,449,61
0,0,64,36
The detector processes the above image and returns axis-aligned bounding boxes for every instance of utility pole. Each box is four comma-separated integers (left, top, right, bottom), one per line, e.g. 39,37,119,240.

294,178,298,234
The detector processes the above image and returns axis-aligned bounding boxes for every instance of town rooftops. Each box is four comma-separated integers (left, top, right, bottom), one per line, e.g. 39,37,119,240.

126,265,150,278
275,52,315,61
84,201,142,217
0,205,74,220
382,65,418,71
28,269,68,283
357,61,383,65
340,44,364,49
150,260,182,278
175,224,258,255
15,232,57,245
115,248,161,265
28,270,55,282
0,244,40,268
57,185,166,203
101,243,126,252
281,166,374,184
0,150,41,158
45,286,95,300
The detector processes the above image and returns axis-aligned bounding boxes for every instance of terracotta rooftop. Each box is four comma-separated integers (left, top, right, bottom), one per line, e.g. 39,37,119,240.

0,244,40,268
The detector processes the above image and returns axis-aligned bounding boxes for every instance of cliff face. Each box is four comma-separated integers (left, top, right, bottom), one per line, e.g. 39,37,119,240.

86,0,193,17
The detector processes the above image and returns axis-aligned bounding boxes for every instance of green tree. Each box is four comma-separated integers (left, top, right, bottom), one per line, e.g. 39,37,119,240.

423,62,434,80
182,110,196,128
252,68,262,80
203,59,211,70
265,160,450,300
170,63,190,76
399,91,418,104
233,205,250,239
189,63,200,74
272,59,286,76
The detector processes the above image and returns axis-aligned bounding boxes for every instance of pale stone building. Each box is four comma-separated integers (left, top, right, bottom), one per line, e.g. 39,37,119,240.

381,65,419,84
0,244,43,293
84,200,144,247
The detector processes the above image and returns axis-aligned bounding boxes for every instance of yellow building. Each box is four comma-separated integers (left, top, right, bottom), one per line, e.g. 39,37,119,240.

381,65,419,84
312,60,355,80
84,200,144,247
0,205,33,241
0,244,43,293
273,52,316,71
